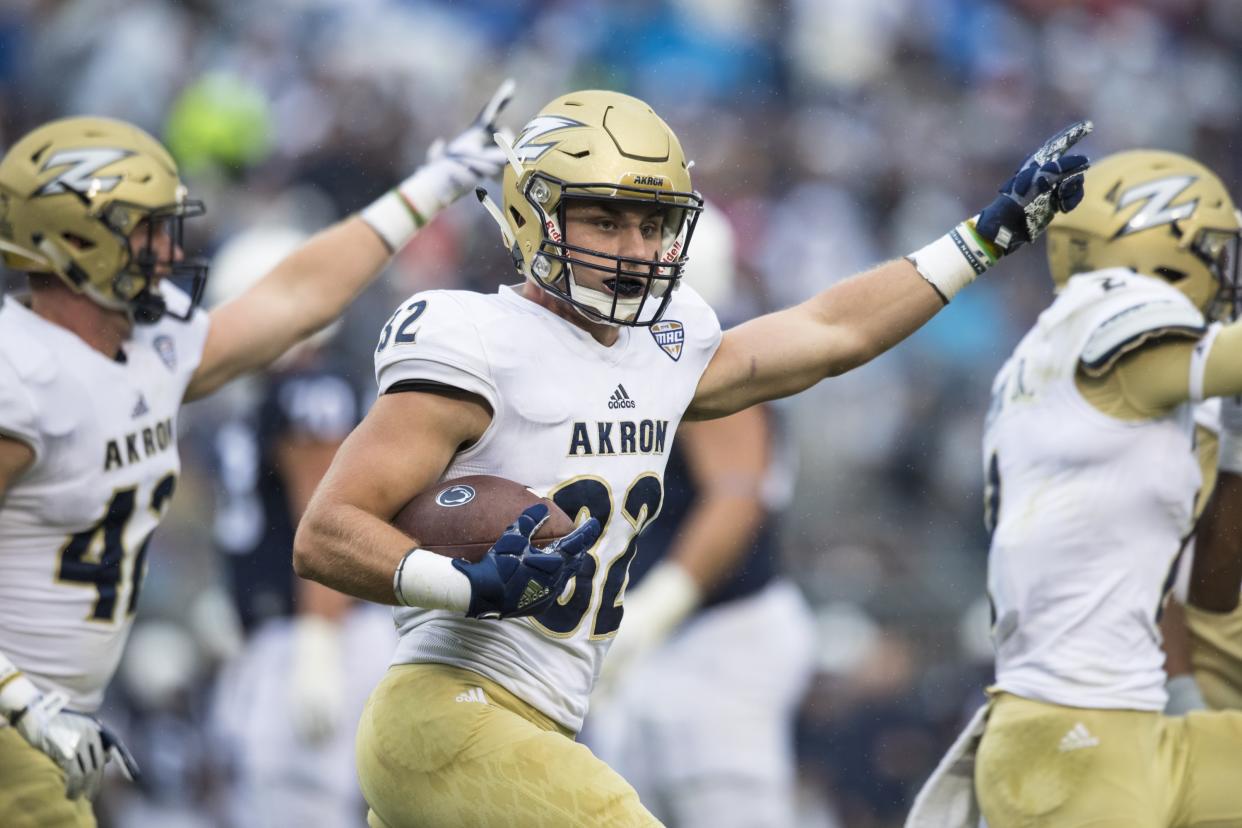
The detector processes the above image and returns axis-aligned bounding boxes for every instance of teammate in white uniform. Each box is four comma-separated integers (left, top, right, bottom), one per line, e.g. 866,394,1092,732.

907,150,1242,828
0,83,516,827
294,89,1090,827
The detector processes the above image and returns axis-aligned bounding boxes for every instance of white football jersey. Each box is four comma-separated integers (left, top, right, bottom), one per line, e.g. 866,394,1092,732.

374,284,721,731
984,268,1205,711
0,295,209,711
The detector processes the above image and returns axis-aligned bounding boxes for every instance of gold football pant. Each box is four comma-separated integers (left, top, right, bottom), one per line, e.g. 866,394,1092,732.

976,692,1242,827
356,663,661,828
0,726,94,828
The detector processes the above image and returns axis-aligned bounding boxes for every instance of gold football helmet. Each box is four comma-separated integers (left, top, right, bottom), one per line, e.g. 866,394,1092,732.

1046,149,1241,319
0,116,207,323
494,90,702,327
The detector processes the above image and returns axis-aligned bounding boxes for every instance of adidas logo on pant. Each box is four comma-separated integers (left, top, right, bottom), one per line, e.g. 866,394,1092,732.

1058,722,1099,752
455,687,487,704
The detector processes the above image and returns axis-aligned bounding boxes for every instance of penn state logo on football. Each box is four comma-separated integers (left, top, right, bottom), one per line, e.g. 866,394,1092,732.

650,319,684,361
435,484,477,507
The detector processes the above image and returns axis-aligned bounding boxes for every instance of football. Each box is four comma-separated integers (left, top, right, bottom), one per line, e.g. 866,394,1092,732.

392,475,578,563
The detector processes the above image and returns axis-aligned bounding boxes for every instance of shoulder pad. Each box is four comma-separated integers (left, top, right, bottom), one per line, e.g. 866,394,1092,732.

1080,298,1205,375
0,302,57,386
0,350,42,457
373,290,497,407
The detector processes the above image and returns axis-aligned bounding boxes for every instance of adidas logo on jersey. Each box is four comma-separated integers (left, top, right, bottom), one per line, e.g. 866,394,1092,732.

608,384,637,409
1058,722,1100,753
454,687,487,705
132,394,149,419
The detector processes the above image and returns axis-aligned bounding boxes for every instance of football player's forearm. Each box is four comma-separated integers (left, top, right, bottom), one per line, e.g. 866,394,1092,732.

265,218,390,348
187,220,390,401
1189,472,1242,613
293,500,414,606
801,258,943,375
688,262,940,418
670,496,765,593
672,410,770,590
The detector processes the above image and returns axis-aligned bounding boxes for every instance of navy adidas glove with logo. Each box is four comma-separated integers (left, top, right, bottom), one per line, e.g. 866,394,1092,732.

976,120,1093,255
453,504,600,619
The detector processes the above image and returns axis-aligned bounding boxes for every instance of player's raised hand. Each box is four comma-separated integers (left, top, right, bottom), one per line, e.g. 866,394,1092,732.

412,79,517,218
453,504,600,620
975,120,1093,255
362,79,516,252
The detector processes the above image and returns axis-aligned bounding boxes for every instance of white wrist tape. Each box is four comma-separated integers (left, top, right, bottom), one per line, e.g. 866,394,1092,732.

906,217,999,302
360,190,422,254
0,656,40,720
360,164,459,253
393,548,472,612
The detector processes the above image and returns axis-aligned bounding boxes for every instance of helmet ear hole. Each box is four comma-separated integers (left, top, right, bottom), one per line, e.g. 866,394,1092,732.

1153,266,1188,283
61,232,94,251
508,206,526,229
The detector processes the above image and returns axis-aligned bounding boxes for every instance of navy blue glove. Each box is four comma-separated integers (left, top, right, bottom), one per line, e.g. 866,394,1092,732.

976,120,1093,255
452,504,600,619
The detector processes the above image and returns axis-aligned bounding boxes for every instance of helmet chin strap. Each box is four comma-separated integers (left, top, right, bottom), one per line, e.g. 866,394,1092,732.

563,262,643,325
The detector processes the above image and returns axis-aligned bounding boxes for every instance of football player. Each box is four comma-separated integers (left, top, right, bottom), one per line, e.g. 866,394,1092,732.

909,150,1242,827
582,204,817,827
0,82,514,826
293,88,1090,827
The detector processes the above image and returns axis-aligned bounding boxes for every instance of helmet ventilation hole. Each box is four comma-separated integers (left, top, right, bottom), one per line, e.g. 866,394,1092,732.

61,232,95,251
1153,266,1188,282
508,206,526,228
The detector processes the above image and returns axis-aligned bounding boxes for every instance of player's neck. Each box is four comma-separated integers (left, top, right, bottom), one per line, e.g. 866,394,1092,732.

520,281,620,347
29,282,132,359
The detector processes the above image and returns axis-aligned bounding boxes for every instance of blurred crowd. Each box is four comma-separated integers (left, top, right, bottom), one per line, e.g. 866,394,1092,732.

1,0,1239,825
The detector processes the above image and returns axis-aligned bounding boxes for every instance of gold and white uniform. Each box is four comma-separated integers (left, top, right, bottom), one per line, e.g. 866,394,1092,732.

0,294,209,712
974,268,1242,827
984,268,1203,711
358,284,719,828
373,283,720,732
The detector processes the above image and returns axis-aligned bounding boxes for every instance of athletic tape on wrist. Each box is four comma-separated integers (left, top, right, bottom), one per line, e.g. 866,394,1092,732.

360,189,425,254
906,218,999,302
394,547,472,612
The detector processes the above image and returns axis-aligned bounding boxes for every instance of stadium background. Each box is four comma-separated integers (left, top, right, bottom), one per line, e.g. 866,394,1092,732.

1,0,1238,825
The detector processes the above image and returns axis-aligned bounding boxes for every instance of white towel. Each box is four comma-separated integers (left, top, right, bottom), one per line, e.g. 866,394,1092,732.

905,701,990,828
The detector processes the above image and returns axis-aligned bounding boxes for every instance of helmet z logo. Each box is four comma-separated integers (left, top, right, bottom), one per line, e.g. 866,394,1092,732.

34,148,134,198
1115,176,1197,238
512,116,584,163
